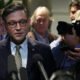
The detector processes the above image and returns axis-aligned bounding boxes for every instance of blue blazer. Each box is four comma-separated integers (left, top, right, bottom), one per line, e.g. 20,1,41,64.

51,41,80,80
52,41,77,69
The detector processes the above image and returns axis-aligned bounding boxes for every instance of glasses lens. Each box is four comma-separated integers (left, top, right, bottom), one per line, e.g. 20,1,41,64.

19,19,27,26
7,21,16,27
7,19,27,28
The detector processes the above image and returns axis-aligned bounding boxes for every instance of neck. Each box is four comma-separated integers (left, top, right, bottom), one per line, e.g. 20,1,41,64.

10,38,26,45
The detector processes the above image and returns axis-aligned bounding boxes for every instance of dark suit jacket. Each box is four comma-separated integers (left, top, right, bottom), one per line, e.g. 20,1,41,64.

51,41,80,80
0,37,57,80
51,41,77,71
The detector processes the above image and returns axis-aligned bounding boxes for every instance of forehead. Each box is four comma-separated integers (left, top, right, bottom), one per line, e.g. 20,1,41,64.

35,9,49,18
6,10,27,21
70,6,78,11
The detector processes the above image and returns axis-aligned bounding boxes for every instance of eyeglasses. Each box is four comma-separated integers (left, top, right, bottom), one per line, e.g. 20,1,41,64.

7,19,28,28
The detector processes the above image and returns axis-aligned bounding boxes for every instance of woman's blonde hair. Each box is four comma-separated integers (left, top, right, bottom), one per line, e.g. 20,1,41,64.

31,6,51,25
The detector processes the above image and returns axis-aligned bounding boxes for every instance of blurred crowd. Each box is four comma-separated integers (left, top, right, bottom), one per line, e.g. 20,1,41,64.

0,0,80,80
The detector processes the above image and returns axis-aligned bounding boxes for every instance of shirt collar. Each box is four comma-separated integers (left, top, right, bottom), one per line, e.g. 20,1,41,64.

10,38,28,50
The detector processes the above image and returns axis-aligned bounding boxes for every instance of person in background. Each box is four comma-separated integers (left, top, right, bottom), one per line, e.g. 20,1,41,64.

69,0,80,23
0,2,57,80
27,6,57,45
50,0,80,49
0,9,7,40
62,21,80,80
74,10,80,21
51,21,80,80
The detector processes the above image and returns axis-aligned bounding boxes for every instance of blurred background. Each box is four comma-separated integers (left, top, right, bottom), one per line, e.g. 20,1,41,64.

2,0,72,35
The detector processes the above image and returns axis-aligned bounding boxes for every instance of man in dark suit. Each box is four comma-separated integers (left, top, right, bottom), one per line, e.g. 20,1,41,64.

0,3,56,80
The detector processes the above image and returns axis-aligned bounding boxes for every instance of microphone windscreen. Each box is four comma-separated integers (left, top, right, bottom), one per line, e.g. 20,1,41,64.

20,67,28,80
32,54,49,80
8,55,17,73
32,54,43,63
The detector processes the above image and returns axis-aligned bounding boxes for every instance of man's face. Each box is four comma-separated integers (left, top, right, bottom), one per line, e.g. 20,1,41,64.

0,16,5,34
69,6,78,22
33,11,49,35
5,10,29,43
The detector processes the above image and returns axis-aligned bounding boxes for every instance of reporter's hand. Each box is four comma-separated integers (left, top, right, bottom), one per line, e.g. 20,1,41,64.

65,48,80,60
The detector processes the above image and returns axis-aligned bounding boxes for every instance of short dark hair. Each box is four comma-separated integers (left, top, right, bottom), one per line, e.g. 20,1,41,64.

69,0,80,10
57,21,73,35
2,3,29,22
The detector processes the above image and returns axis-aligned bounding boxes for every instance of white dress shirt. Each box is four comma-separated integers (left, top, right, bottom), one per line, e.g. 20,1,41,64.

10,39,28,68
50,36,61,49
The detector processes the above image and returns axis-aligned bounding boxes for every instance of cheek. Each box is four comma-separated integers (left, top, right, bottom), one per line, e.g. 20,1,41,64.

67,37,75,42
25,26,29,32
6,28,14,34
66,37,77,45
65,36,74,42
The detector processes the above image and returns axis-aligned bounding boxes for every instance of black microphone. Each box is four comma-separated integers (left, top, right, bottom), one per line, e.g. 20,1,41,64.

8,55,19,80
33,54,49,80
20,67,28,80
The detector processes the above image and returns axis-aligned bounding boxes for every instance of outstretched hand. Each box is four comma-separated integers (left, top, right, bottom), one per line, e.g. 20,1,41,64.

65,48,80,60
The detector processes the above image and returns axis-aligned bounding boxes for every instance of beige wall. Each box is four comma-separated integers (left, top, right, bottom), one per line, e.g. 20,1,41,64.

22,0,51,16
13,0,22,3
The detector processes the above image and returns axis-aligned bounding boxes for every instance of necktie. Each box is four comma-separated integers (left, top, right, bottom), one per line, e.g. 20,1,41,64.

15,45,22,70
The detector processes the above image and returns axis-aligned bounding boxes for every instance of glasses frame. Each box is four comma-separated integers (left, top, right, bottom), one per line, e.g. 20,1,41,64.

7,19,28,28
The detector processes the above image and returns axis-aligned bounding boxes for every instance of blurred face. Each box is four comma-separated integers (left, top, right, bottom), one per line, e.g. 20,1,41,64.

5,10,29,44
33,12,49,36
0,16,6,35
64,29,79,47
75,10,80,20
69,6,78,22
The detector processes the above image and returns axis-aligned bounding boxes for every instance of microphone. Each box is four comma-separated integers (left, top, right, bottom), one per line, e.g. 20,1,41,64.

8,55,19,80
20,67,28,80
33,54,49,80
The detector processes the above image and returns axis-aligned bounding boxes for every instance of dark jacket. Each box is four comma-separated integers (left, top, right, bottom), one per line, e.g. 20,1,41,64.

0,37,57,80
51,41,80,80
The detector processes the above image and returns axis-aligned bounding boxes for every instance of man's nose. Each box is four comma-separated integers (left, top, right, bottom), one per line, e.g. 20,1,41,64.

39,21,44,24
16,23,21,29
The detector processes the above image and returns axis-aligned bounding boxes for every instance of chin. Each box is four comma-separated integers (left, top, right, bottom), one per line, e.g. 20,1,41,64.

12,37,26,44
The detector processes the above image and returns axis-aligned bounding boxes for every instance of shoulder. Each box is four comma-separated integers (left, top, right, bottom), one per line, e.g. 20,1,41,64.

28,37,52,57
51,41,62,53
28,37,51,50
48,32,58,43
0,39,7,47
27,31,35,39
50,36,62,49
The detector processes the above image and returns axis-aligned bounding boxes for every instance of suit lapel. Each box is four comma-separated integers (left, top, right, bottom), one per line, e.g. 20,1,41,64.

6,38,12,56
27,40,35,69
